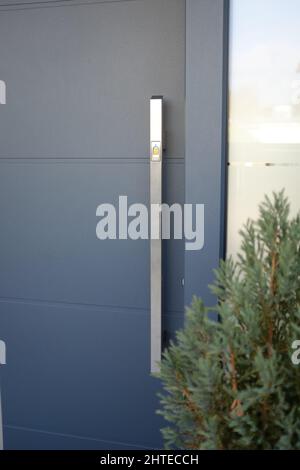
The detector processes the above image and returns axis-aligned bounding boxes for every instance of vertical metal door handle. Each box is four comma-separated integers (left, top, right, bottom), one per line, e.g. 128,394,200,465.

150,96,163,373
0,340,6,450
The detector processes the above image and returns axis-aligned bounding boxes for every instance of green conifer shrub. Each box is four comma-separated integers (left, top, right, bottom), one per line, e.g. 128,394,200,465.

158,191,300,449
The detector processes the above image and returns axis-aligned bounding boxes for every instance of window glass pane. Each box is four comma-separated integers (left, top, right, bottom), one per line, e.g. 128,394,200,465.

229,0,300,163
227,0,300,257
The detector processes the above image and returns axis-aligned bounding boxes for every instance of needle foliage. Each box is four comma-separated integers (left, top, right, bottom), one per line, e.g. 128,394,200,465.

158,191,300,449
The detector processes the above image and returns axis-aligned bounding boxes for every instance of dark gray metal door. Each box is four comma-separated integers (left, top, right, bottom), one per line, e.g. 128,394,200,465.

0,0,185,449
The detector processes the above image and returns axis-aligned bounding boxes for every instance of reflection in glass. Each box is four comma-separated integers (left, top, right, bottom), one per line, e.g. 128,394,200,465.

227,0,300,256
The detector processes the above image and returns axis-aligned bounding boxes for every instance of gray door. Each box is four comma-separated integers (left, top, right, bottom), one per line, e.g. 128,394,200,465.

0,0,185,449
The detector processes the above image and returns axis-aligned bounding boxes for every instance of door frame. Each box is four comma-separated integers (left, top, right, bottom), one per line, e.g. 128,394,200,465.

185,0,229,308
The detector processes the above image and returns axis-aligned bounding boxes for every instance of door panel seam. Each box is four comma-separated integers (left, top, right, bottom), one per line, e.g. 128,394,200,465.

4,424,156,450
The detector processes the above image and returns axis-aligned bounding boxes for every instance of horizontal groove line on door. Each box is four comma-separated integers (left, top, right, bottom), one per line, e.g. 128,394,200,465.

4,425,154,451
0,0,72,7
0,0,140,12
0,295,150,314
0,296,183,316
0,157,184,163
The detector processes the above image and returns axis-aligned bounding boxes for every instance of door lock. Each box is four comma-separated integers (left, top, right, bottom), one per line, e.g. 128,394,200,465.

151,141,162,162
